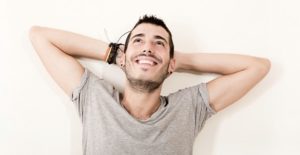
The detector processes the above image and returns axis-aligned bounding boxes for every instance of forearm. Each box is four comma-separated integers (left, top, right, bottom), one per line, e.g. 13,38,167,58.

174,52,271,112
175,52,270,75
30,26,108,60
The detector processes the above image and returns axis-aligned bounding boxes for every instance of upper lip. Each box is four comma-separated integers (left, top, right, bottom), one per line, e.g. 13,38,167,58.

133,55,162,65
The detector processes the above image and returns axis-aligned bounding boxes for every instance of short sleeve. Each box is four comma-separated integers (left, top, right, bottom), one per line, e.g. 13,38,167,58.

194,83,216,133
70,68,96,119
168,83,216,134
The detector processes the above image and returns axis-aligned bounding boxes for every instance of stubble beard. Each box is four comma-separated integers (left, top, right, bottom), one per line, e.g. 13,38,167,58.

124,58,169,93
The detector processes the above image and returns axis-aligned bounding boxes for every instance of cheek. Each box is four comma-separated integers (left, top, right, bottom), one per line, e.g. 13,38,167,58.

128,42,141,50
155,45,166,50
124,54,135,66
126,45,139,56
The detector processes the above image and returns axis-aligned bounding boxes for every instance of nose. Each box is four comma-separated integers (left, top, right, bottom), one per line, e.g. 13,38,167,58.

143,49,151,55
142,42,153,55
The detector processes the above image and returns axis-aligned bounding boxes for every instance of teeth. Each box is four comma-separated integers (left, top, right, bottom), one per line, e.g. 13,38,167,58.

138,59,154,65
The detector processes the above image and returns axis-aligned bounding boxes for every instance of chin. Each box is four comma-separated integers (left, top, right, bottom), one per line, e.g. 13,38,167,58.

134,75,155,81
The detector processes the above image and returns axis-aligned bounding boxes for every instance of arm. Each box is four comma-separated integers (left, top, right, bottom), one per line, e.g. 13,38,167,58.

175,52,271,112
29,26,109,96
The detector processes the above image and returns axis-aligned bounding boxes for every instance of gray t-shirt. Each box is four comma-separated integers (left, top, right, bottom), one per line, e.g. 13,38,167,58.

71,68,216,155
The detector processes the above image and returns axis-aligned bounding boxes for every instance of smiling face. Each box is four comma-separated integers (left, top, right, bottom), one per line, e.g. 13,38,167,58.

121,23,175,93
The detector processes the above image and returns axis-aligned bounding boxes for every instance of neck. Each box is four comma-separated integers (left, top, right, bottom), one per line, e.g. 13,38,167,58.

121,82,162,120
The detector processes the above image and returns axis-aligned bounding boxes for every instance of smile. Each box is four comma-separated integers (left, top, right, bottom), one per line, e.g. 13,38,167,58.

134,56,159,66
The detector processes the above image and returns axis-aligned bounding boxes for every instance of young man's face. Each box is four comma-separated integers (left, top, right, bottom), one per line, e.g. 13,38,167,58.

122,23,175,86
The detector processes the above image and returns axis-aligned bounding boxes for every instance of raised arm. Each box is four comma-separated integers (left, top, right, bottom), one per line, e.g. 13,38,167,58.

29,26,109,96
175,52,271,112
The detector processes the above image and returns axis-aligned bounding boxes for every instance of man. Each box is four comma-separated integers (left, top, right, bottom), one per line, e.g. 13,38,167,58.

29,15,270,155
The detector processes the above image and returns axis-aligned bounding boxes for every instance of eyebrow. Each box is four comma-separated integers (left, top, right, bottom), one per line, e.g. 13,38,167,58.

154,35,168,44
130,33,168,44
130,33,144,41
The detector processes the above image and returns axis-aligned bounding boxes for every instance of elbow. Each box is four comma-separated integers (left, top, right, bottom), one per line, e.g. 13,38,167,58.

259,58,271,72
28,26,43,41
253,57,271,76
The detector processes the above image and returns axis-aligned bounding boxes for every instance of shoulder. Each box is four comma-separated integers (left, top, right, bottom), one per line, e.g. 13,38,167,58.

167,83,216,114
71,68,117,100
167,83,207,101
87,68,117,93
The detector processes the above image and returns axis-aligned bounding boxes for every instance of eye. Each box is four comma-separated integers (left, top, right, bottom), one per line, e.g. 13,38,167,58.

156,41,165,47
133,38,142,43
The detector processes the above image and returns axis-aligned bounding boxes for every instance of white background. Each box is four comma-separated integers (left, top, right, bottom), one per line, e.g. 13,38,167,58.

1,0,299,154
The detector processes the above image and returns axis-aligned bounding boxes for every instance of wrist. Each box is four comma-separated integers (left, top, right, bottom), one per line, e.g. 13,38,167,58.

105,43,122,64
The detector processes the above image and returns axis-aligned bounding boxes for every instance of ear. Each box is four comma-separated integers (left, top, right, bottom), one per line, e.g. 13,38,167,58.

168,58,176,75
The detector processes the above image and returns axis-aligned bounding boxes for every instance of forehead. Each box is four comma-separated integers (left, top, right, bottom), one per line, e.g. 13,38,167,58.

130,23,169,40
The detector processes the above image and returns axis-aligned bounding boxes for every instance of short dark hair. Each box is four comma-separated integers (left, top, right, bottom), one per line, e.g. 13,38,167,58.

124,15,174,58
